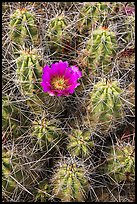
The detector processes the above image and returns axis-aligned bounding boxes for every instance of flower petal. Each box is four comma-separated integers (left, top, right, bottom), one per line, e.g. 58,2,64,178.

43,65,51,74
40,82,51,92
67,74,79,85
58,60,69,76
71,66,82,79
42,72,51,82
48,91,55,96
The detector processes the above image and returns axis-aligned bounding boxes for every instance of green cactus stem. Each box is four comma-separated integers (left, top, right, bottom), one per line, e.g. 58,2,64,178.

15,48,45,114
84,26,117,75
16,49,41,96
106,144,135,183
86,79,123,132
47,15,70,51
31,117,61,151
51,158,89,202
77,2,118,34
2,148,40,198
34,179,49,202
2,95,29,139
9,8,38,48
67,129,94,157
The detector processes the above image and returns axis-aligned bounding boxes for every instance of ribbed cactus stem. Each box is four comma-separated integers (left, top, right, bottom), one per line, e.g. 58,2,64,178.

47,15,70,50
9,8,38,48
67,129,94,157
87,79,123,132
32,117,61,150
77,2,118,34
85,27,117,75
16,49,41,96
51,158,89,202
106,144,135,183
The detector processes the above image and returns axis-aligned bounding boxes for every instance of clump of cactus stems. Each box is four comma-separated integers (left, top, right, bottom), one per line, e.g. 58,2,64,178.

31,116,62,151
78,25,117,76
9,8,38,52
67,129,94,158
105,143,135,183
86,79,124,132
51,158,89,202
47,15,70,51
2,2,135,202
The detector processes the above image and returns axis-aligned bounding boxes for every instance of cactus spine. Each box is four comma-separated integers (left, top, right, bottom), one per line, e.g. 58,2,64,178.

87,79,123,132
67,129,94,157
10,8,38,48
106,144,135,183
85,27,117,75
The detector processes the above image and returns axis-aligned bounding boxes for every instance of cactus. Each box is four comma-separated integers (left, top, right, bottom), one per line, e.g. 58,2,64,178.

2,149,26,197
83,26,117,75
67,129,94,158
86,79,123,132
15,49,45,113
31,117,61,151
16,49,41,96
2,95,29,138
2,150,19,195
2,148,39,198
2,2,135,202
9,8,38,49
51,158,89,202
77,2,118,34
34,179,49,202
47,15,70,51
105,144,135,183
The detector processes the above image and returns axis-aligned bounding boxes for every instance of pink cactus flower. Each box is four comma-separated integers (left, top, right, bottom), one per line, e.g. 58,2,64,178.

40,60,82,96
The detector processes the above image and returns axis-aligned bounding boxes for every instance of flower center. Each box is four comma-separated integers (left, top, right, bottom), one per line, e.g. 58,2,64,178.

51,76,68,90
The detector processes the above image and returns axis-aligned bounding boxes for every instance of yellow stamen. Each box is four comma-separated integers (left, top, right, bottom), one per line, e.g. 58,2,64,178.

51,76,68,90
